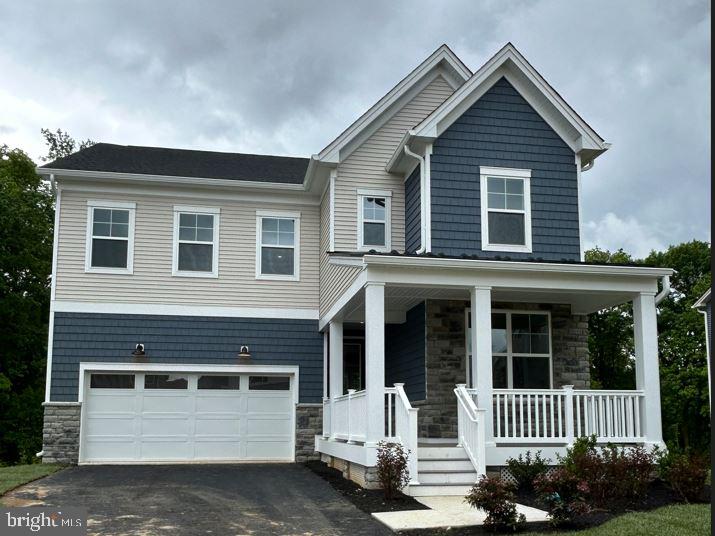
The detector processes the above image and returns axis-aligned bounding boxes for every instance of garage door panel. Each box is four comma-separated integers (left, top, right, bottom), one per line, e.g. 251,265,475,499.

82,371,294,463
142,395,192,413
245,441,292,459
140,441,192,459
86,393,137,413
195,418,241,435
86,417,135,436
246,395,292,413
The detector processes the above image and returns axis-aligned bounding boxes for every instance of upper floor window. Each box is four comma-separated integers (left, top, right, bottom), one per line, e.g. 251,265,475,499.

357,189,391,251
480,167,532,253
256,210,300,281
172,205,219,277
85,200,136,274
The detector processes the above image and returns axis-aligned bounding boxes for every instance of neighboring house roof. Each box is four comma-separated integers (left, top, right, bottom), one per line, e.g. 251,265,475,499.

387,43,610,173
39,143,310,184
693,288,711,310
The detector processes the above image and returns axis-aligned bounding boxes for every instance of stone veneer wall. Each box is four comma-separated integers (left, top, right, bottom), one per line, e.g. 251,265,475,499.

321,454,380,489
417,300,590,438
295,404,322,462
42,403,81,464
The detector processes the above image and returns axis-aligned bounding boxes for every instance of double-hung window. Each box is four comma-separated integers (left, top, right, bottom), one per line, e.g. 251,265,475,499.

172,206,220,277
357,189,391,251
85,200,135,273
466,310,552,389
480,167,532,253
256,211,300,280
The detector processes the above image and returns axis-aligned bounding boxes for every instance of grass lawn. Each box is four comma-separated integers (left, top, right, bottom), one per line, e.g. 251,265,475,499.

523,503,711,536
0,464,64,495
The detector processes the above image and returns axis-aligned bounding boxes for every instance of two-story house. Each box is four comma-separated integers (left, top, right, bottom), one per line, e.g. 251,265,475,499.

39,43,672,496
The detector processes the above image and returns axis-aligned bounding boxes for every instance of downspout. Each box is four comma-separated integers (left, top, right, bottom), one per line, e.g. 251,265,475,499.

404,145,427,254
655,275,671,305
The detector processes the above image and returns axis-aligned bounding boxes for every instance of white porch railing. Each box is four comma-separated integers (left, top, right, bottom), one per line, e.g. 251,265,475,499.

468,387,646,444
385,383,419,483
455,384,487,476
324,389,368,443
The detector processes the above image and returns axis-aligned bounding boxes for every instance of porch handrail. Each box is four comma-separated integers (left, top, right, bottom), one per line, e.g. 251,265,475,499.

325,389,368,443
455,384,486,477
385,384,419,484
490,388,646,444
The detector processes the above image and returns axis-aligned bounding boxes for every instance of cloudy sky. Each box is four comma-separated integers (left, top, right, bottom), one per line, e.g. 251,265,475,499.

0,0,710,257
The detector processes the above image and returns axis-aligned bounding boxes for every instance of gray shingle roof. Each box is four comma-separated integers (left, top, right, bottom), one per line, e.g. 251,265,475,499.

40,143,310,184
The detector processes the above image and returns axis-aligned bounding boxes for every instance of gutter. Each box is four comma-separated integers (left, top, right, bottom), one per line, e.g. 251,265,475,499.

403,144,427,254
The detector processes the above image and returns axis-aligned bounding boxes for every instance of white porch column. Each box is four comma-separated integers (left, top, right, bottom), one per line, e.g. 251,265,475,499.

329,321,343,398
365,282,386,445
633,292,664,446
471,286,494,445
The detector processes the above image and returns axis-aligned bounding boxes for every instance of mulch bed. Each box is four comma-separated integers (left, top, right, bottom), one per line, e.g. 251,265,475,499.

304,460,429,513
401,480,710,535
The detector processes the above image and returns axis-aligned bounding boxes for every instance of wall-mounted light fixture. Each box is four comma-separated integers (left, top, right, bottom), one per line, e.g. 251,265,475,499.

132,343,146,358
237,345,252,363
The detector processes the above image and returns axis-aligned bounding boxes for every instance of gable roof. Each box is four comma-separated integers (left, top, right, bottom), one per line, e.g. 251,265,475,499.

314,44,471,165
387,43,610,172
39,143,310,184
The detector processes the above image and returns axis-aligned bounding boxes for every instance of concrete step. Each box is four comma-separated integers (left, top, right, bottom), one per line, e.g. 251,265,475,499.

417,446,469,460
418,470,479,485
418,458,475,472
405,483,474,497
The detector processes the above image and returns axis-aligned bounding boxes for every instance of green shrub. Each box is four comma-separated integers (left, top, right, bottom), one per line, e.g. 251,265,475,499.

657,449,709,503
505,450,550,492
375,441,410,499
465,475,526,532
556,436,656,509
534,467,591,526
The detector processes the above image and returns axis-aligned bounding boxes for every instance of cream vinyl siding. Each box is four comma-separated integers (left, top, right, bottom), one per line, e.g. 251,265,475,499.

319,189,361,314
55,189,319,309
333,75,454,252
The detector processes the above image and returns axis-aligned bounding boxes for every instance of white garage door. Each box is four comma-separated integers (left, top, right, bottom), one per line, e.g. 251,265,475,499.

80,371,295,463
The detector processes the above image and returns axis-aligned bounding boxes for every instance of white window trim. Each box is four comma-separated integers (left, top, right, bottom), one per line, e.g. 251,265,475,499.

255,211,301,282
85,200,136,274
480,166,532,253
465,308,553,389
357,189,392,252
172,205,220,278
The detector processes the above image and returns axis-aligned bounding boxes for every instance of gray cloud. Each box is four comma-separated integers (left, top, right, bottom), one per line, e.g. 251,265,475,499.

0,0,709,255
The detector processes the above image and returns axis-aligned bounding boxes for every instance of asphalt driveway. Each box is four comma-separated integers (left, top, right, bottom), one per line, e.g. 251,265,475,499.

2,464,392,535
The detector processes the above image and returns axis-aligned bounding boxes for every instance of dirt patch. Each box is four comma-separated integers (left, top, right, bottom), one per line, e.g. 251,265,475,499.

304,460,429,513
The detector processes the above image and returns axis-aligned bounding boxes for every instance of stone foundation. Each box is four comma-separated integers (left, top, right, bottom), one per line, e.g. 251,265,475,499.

295,404,322,462
417,300,590,438
321,454,380,489
42,402,81,464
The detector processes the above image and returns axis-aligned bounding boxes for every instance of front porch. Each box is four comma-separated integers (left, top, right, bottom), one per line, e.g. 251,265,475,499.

315,255,672,492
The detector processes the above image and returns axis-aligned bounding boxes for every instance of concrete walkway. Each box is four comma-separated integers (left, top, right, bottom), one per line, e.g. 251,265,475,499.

373,495,549,531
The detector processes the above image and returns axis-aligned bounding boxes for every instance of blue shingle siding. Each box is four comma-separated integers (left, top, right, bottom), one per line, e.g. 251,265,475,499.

385,302,426,401
50,312,323,403
430,77,581,261
405,165,421,253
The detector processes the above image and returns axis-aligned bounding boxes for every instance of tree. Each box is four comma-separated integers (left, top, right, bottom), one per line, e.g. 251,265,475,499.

0,145,54,463
586,242,711,451
586,248,637,389
40,128,94,162
645,241,711,451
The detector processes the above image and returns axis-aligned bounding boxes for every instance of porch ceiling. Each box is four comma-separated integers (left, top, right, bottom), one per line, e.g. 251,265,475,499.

341,285,639,324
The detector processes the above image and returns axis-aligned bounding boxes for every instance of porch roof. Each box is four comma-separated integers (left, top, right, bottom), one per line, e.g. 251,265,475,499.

322,255,673,327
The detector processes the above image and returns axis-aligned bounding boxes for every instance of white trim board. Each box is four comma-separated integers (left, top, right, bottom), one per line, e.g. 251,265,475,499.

52,300,319,320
